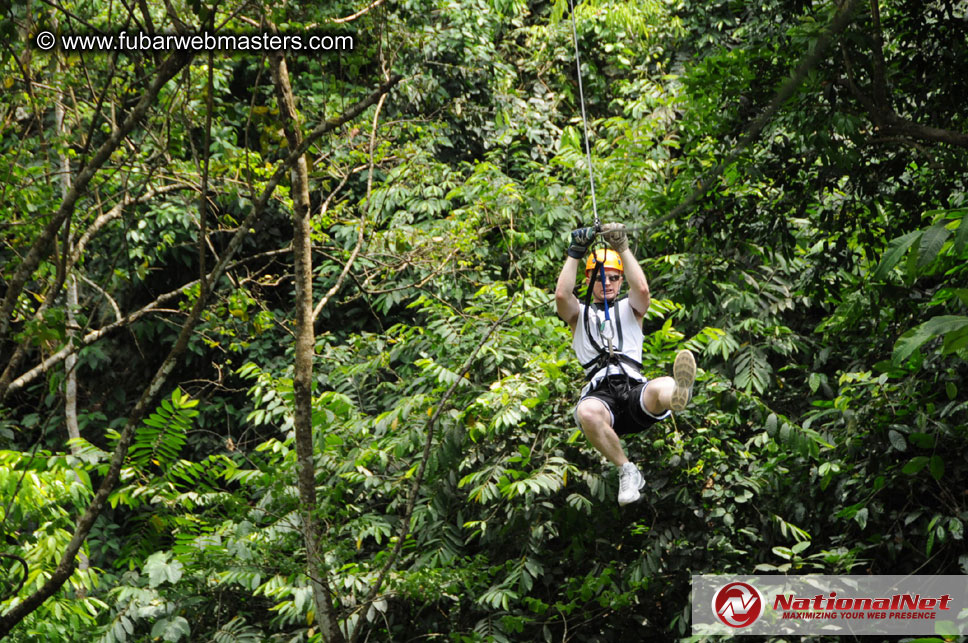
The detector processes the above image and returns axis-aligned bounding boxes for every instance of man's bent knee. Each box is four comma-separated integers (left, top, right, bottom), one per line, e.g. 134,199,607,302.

577,397,611,430
642,376,674,415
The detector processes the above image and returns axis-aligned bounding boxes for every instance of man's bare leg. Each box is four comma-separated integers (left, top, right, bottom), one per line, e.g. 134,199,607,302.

576,397,644,505
576,398,628,466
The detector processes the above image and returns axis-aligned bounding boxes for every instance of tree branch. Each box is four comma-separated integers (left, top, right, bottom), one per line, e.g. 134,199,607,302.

312,92,389,322
268,48,346,643
880,113,968,149
0,50,193,340
332,0,388,24
837,49,968,150
2,248,289,400
867,0,889,114
71,183,187,267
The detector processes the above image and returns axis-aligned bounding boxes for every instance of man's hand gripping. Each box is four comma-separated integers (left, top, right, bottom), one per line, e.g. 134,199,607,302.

600,222,628,253
567,226,598,259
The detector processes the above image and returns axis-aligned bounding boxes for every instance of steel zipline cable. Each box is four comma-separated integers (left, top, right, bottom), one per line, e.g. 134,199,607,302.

567,0,601,231
568,0,616,351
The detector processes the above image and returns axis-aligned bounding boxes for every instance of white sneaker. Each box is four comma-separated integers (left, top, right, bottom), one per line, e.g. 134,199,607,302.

617,462,645,506
670,349,696,412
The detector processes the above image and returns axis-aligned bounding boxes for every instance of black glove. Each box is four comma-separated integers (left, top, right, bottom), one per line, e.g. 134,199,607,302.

567,226,597,259
601,222,628,253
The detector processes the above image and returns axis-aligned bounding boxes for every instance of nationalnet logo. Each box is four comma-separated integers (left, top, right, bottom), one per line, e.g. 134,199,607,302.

693,575,968,636
712,581,764,628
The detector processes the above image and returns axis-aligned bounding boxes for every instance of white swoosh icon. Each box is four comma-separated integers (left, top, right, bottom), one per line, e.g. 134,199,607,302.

717,586,759,626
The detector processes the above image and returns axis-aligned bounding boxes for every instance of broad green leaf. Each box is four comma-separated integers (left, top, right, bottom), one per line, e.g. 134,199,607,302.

909,432,935,449
144,551,184,587
953,211,968,254
872,230,920,280
772,546,793,560
807,372,822,394
914,223,950,273
765,413,777,436
901,456,929,475
893,315,968,364
887,430,906,451
779,422,792,444
151,616,191,642
942,325,968,354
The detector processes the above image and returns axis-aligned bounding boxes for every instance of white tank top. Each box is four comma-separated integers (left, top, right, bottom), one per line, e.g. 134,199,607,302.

572,297,644,395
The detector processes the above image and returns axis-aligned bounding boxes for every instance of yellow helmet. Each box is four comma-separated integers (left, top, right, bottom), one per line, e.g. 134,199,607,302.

585,248,623,275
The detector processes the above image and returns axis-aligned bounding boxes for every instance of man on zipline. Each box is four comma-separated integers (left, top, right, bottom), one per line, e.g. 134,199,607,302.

555,223,696,506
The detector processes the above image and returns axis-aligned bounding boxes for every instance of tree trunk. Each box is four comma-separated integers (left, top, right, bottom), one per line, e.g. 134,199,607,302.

57,86,90,587
269,51,346,643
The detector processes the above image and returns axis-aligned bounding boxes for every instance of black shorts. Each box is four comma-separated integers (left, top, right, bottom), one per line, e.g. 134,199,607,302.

575,375,670,436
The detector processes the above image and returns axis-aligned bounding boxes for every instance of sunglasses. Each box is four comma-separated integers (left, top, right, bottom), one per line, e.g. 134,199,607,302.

601,275,622,283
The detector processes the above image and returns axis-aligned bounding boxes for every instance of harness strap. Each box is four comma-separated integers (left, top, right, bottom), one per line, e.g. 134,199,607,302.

582,293,627,361
580,291,642,400
581,352,643,379
596,259,612,327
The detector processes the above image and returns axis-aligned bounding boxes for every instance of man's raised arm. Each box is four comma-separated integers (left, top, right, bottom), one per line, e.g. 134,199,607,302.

602,223,650,319
556,256,581,331
556,226,596,331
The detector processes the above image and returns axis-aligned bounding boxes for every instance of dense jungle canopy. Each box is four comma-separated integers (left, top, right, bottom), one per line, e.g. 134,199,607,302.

1,0,967,640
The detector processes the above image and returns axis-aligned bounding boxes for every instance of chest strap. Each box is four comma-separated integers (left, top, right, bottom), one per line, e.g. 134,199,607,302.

581,295,642,380
581,352,643,381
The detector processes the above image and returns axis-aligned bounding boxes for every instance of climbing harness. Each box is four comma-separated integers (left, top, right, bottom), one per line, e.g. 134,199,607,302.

578,250,643,402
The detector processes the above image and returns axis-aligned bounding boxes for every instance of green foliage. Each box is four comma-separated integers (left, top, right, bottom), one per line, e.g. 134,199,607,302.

0,449,104,641
894,315,968,364
128,389,198,471
2,0,967,639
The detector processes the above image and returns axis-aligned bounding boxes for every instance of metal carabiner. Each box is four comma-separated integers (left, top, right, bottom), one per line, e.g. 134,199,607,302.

600,317,614,342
